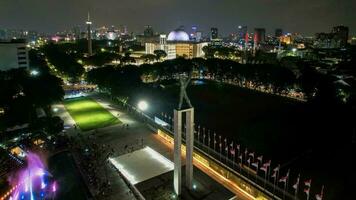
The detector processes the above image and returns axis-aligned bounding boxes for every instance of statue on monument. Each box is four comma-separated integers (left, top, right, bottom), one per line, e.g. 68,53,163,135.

178,72,193,110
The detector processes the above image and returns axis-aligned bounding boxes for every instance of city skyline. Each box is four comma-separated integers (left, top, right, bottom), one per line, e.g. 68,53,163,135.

0,0,355,35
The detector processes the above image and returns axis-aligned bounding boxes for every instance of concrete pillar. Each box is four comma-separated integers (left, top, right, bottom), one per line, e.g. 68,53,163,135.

173,110,182,195
185,108,194,189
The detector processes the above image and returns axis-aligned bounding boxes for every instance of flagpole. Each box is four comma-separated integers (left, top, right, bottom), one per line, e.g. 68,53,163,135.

264,170,267,188
268,161,271,182
283,181,287,200
294,173,300,200
219,143,222,161
256,162,259,182
197,125,200,142
232,150,235,169
284,169,290,200
273,175,276,197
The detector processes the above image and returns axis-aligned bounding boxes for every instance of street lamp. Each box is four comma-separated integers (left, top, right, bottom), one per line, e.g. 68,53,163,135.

30,70,39,76
138,101,148,111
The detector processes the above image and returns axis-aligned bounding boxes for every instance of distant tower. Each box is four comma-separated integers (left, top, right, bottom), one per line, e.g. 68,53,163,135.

211,27,218,40
86,12,93,56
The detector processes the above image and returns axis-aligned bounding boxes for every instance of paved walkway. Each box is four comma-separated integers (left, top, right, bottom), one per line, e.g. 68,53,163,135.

53,95,244,200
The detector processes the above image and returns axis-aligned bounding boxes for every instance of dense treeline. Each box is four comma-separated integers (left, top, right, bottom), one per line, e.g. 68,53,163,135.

0,68,64,129
86,65,142,96
42,43,85,81
86,57,354,106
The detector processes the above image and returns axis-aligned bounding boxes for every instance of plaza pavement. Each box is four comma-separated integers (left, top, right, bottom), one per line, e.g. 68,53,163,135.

53,95,242,200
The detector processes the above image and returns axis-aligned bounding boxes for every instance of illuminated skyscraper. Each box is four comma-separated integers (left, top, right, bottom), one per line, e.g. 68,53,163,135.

254,28,266,43
86,12,93,56
211,27,218,40
237,26,247,41
332,25,349,48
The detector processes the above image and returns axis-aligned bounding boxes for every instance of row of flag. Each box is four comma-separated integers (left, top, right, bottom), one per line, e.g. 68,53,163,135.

160,114,326,200
193,124,326,200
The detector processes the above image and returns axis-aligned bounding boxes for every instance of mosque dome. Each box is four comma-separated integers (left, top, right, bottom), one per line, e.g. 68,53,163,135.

167,29,190,41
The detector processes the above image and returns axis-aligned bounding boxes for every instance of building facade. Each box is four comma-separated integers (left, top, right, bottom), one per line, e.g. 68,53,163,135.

211,27,218,40
145,29,207,60
0,41,29,71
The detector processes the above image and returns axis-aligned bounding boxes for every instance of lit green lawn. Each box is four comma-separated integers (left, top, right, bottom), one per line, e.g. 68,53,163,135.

64,97,120,131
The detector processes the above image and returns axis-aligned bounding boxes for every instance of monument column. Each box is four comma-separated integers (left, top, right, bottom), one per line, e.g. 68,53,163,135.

185,108,194,189
173,110,182,195
173,72,194,196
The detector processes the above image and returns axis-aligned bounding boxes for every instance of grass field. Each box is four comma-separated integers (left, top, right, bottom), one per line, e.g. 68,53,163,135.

64,97,120,131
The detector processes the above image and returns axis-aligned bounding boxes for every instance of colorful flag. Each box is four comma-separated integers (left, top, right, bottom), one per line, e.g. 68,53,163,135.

260,166,267,172
219,143,222,148
230,141,234,147
238,155,243,160
247,158,251,164
244,149,248,155
236,144,240,151
271,171,277,178
225,146,228,152
279,169,289,183
279,176,287,183
304,179,312,187
230,148,235,155
252,162,258,168
249,152,255,158
304,188,310,195
292,174,300,190
273,164,280,172
257,155,263,162
315,185,324,200
264,160,271,167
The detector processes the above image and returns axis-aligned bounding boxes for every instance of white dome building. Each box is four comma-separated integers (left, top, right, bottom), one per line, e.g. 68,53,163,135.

145,28,207,60
167,30,190,42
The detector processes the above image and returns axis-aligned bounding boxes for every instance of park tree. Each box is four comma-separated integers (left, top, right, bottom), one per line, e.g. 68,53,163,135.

42,43,84,82
140,54,157,63
299,65,321,100
0,68,64,127
153,50,167,61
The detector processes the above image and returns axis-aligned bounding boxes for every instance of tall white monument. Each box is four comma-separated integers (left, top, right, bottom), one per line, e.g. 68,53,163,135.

173,73,194,195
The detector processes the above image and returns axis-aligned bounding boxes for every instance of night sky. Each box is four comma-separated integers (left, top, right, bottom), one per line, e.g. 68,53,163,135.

0,0,355,35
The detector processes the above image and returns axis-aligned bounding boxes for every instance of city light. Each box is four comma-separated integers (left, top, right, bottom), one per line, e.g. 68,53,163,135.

138,101,148,111
30,70,39,76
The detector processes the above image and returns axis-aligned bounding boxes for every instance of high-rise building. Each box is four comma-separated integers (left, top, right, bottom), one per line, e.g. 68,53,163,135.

0,40,29,71
72,26,81,40
190,26,198,41
144,25,154,37
160,34,167,45
237,26,248,41
86,12,93,56
332,25,349,47
275,29,283,38
254,28,266,44
315,26,349,48
196,31,202,42
211,27,218,40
